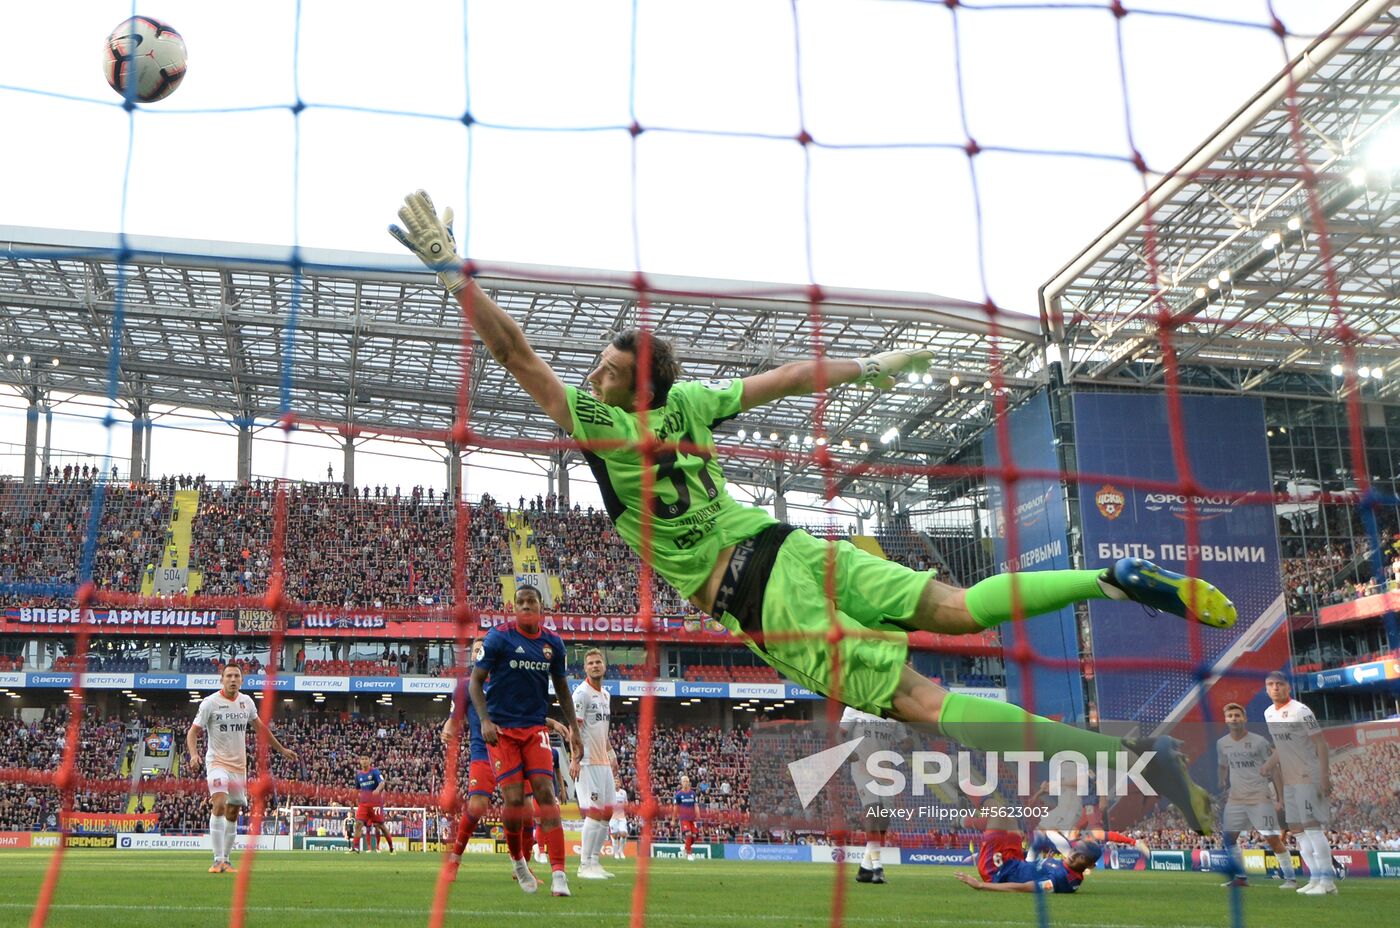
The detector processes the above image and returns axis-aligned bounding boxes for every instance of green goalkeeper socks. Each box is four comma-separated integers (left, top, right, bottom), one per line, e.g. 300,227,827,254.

963,569,1106,629
937,691,1123,760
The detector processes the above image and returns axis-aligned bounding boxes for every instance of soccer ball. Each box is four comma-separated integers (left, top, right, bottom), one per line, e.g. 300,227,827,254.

102,17,188,103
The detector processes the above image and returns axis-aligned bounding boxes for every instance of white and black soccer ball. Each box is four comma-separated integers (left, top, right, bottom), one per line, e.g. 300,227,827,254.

103,16,187,103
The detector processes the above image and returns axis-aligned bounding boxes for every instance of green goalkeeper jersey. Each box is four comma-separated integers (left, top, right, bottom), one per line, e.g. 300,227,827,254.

565,379,776,597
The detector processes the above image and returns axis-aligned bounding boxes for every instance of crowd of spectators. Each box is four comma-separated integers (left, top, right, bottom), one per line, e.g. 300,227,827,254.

0,708,134,831
3,478,949,618
1281,526,1400,613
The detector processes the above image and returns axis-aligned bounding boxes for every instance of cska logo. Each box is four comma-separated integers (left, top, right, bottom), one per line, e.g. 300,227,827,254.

469,777,478,788
541,644,553,661
1095,485,1125,520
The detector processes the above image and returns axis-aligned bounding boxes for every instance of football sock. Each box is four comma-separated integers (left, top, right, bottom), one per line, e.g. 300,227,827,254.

1276,845,1296,880
535,803,566,872
684,833,694,854
1225,840,1246,879
864,840,881,868
1304,829,1335,884
937,691,1125,759
453,812,480,856
964,570,1106,629
503,806,525,861
1104,831,1134,845
209,815,224,861
222,816,236,861
583,817,606,866
523,820,536,858
612,835,625,858
1294,833,1315,881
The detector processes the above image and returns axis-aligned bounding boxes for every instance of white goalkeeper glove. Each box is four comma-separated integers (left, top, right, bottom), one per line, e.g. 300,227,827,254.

854,348,934,389
388,190,467,294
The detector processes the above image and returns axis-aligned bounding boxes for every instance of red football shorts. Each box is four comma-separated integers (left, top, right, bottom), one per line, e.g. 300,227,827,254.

487,725,553,787
355,802,384,825
977,830,1025,882
467,759,497,798
680,820,698,835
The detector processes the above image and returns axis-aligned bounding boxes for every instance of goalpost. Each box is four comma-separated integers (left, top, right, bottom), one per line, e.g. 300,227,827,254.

288,805,430,852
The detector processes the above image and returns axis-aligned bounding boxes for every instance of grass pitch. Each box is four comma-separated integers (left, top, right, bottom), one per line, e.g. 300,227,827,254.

0,850,1386,927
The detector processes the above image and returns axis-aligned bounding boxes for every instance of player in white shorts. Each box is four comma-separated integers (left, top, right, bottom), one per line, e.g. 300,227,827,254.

1216,702,1295,888
186,664,297,873
609,786,629,859
572,648,617,880
1029,757,1089,860
1263,671,1336,895
840,706,912,885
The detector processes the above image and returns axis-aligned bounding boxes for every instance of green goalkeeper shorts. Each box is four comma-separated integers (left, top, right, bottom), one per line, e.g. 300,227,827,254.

719,527,931,714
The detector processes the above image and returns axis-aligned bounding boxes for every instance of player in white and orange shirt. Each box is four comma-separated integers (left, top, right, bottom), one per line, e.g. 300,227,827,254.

186,664,296,873
1216,701,1295,888
572,648,616,880
1263,671,1336,896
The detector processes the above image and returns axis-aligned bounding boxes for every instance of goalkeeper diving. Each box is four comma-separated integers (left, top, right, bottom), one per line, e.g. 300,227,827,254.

390,191,1237,835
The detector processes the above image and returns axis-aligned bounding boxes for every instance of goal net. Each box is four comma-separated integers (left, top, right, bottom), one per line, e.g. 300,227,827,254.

2,4,1399,928
288,806,429,853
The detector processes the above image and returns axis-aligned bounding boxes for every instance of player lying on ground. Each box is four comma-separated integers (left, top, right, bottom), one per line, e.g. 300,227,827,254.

1263,671,1339,896
352,754,394,853
468,583,583,897
392,190,1237,834
957,814,1101,894
1216,701,1296,888
186,664,297,873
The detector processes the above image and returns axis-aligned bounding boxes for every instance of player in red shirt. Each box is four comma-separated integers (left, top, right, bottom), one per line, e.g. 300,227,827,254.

471,585,583,896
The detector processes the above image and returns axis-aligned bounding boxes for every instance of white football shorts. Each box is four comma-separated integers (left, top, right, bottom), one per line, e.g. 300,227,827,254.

206,765,248,806
1282,784,1330,827
1222,800,1281,835
575,765,616,813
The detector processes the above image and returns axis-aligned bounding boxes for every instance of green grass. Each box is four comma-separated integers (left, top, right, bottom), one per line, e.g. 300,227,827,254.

0,851,1387,928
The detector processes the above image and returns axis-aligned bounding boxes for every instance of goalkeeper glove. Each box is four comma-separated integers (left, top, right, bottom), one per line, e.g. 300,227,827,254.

388,190,467,294
854,348,934,389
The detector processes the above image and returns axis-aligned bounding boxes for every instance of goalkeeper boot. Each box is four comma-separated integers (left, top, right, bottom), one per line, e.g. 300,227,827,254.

1125,735,1214,836
1101,558,1237,629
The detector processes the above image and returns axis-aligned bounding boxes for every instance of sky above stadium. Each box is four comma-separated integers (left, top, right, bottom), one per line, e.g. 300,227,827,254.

0,0,1358,512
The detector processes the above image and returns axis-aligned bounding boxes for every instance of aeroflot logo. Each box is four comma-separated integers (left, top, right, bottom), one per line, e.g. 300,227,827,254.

1142,492,1243,521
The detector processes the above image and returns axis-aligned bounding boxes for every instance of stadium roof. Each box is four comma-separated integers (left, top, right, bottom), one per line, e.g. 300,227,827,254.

1042,0,1400,404
0,225,1045,508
